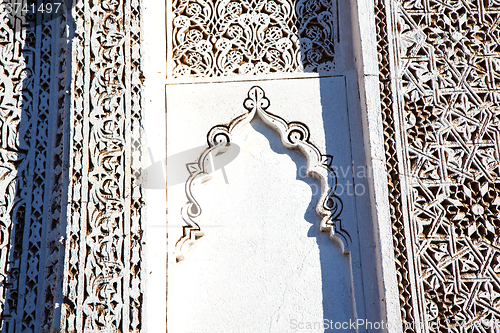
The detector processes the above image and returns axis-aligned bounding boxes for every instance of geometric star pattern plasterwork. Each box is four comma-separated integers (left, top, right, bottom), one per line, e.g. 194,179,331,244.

385,0,500,331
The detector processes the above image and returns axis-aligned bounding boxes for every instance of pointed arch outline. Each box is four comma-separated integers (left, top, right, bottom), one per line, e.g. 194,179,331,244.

175,86,348,261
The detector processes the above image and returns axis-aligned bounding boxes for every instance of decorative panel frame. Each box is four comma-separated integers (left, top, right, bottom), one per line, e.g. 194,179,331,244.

165,0,390,327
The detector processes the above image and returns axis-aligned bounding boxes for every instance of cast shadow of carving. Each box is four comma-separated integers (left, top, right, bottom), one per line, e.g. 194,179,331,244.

0,2,71,330
293,0,380,328
255,118,355,331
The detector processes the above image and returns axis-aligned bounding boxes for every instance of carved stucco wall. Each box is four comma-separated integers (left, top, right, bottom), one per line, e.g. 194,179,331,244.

168,0,338,76
3,0,500,331
0,0,145,331
60,0,144,331
377,0,500,331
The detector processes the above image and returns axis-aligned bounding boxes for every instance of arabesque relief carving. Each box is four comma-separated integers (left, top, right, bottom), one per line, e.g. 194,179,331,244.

176,86,346,261
170,0,337,77
60,0,144,331
378,0,500,331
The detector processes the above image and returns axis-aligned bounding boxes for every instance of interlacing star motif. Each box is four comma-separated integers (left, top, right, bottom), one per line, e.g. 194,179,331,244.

392,0,500,331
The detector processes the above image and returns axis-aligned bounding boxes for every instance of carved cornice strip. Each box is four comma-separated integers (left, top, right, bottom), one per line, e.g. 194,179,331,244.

176,86,346,261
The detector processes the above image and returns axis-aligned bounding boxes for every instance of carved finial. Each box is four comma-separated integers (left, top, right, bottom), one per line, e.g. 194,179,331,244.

243,86,270,112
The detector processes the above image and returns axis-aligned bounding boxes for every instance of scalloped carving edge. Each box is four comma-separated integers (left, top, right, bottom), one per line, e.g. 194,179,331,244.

175,86,348,261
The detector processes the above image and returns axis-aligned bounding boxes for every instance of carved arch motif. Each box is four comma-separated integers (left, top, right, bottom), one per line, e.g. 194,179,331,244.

176,86,347,261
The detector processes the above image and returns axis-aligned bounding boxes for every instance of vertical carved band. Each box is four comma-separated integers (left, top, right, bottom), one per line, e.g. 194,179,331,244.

378,0,500,331
60,0,144,331
0,1,68,332
374,0,415,331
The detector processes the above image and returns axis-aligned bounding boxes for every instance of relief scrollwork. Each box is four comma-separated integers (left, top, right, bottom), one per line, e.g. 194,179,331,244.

171,0,337,77
60,0,144,331
175,86,346,261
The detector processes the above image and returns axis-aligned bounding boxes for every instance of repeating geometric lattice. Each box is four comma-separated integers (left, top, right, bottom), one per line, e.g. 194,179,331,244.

382,0,500,331
170,0,337,77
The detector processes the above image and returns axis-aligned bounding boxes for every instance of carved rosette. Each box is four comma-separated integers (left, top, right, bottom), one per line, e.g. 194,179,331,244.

176,86,345,261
